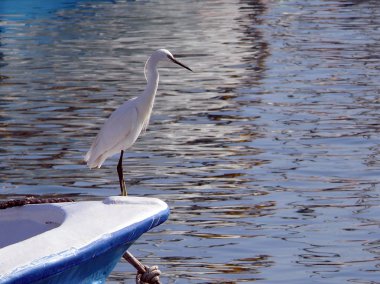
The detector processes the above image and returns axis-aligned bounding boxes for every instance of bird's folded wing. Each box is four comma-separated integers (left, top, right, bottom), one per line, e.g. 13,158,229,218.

85,100,139,167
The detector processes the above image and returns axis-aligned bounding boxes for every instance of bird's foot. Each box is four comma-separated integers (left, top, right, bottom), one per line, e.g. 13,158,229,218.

120,181,128,196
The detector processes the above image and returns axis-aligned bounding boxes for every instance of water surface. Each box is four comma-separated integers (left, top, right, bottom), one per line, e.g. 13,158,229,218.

1,0,379,283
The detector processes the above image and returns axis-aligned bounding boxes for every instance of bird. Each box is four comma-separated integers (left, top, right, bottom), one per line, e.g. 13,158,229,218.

84,49,192,196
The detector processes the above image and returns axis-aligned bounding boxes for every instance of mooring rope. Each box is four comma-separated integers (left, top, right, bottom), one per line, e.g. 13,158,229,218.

0,197,74,209
123,251,162,284
135,265,161,284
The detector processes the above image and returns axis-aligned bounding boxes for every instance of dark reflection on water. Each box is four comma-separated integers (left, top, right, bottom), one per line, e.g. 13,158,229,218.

1,0,380,283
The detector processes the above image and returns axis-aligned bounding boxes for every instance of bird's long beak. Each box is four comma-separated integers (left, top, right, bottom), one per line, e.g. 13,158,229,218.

168,55,193,72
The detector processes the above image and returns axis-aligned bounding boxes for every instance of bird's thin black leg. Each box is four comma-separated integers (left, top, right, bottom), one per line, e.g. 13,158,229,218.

117,150,127,196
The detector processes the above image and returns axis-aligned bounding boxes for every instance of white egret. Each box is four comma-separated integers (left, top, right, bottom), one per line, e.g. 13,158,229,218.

85,49,192,196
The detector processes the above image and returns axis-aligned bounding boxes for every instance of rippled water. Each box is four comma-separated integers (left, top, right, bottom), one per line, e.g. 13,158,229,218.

1,0,380,283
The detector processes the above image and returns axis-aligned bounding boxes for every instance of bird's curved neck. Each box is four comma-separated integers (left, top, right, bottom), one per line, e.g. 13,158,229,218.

142,57,160,101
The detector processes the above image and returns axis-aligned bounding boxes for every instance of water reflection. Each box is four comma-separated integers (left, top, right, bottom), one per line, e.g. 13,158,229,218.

1,0,380,283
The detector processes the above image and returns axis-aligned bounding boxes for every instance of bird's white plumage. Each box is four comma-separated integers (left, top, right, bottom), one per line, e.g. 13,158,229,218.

85,49,187,169
85,98,140,168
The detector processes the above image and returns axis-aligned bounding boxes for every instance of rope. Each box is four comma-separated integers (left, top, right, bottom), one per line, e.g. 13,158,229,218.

123,251,162,284
136,265,161,284
0,197,74,209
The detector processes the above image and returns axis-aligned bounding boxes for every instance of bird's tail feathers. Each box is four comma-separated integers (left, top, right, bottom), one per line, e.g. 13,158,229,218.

84,148,101,169
85,146,115,169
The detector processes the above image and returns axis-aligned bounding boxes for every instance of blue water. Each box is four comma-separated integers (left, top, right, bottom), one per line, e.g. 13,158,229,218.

1,0,379,283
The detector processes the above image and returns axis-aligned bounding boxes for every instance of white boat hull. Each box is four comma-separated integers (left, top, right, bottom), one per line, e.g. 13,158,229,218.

0,196,169,284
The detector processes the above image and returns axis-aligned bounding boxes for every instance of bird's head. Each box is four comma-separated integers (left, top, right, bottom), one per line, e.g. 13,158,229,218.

153,49,193,72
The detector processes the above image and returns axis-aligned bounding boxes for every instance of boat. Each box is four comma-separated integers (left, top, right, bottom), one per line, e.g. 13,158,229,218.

0,196,169,284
